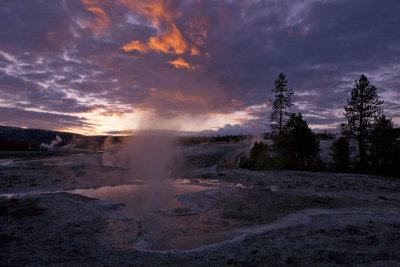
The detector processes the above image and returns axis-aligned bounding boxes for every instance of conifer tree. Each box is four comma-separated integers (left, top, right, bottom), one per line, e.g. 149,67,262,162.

369,115,400,176
270,73,293,136
344,74,383,170
275,113,320,169
330,136,350,171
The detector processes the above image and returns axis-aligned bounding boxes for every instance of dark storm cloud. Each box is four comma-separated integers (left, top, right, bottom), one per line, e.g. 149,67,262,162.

0,107,94,130
0,0,399,131
0,72,99,113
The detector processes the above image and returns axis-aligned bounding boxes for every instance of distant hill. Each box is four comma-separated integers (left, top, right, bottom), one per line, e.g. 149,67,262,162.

0,125,106,151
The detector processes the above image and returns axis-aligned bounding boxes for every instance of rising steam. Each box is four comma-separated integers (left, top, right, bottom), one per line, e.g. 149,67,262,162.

101,131,179,213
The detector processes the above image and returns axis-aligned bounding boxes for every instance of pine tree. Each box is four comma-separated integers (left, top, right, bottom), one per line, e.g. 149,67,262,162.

369,115,400,176
344,74,383,170
269,73,293,136
330,136,350,172
275,113,320,169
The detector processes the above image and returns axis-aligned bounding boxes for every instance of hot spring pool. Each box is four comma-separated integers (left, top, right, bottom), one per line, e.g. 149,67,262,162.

69,183,212,217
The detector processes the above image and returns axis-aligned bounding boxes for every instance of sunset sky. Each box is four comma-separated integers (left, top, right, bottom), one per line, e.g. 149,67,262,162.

1,0,399,135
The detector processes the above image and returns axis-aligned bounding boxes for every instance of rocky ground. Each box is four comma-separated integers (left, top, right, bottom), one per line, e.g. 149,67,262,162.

0,149,400,266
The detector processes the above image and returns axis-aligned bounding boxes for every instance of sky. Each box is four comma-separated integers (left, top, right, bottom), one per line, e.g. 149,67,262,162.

0,0,399,135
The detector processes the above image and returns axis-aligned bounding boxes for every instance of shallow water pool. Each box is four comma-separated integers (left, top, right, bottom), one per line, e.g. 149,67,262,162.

69,183,212,217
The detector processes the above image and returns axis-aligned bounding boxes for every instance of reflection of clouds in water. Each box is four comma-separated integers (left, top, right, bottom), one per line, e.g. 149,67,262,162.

100,134,182,213
70,184,209,218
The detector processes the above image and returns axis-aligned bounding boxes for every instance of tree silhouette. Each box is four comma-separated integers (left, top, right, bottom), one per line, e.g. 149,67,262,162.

270,73,293,136
343,74,383,170
275,113,320,169
238,141,272,170
330,136,350,172
249,141,271,170
368,115,400,176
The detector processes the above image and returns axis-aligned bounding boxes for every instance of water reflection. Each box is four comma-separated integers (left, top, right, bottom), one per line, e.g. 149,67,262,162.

69,183,211,217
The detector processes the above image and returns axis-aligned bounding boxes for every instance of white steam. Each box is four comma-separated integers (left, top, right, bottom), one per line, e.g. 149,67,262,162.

101,132,179,213
40,135,63,150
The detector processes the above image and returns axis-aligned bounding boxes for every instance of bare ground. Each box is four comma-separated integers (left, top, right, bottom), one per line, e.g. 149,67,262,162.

1,153,400,266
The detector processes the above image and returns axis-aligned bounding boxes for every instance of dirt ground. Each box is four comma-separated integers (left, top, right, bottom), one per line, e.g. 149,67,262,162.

1,152,400,266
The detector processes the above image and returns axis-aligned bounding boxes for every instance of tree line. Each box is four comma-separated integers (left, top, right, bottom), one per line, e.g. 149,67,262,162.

240,73,400,177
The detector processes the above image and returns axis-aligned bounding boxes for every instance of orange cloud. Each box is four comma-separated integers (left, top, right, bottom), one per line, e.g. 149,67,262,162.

82,0,101,5
122,40,149,53
149,87,158,96
190,46,201,56
186,17,208,56
168,57,196,70
119,0,179,25
81,0,110,35
142,89,206,108
172,92,204,105
148,24,187,54
120,0,188,54
186,17,207,46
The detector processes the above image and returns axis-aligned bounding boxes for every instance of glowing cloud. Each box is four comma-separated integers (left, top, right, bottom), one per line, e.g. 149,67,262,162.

172,92,204,104
5,0,399,134
190,46,201,56
80,0,110,35
148,24,187,54
119,0,174,25
120,0,189,54
186,17,207,45
168,57,196,70
122,40,149,53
